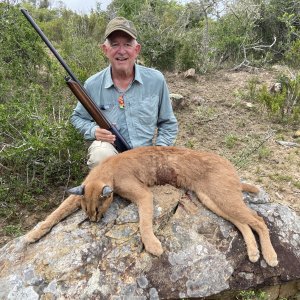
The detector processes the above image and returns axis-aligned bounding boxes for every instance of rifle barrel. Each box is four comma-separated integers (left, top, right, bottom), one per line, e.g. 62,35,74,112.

20,8,79,83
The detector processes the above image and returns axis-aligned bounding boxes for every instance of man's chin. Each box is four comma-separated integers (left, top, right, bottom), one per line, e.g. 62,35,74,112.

113,61,134,71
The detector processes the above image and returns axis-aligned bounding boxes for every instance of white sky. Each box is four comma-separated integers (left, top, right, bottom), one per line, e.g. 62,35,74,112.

51,0,111,13
51,0,190,14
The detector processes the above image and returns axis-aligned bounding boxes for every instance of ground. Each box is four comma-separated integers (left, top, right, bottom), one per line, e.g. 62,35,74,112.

0,66,299,247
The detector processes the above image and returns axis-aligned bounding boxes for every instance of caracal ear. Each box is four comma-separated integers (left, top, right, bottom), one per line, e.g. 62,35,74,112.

102,185,113,197
68,185,85,196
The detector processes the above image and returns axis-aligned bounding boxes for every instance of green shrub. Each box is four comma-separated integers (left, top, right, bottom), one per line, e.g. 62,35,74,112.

256,74,300,121
0,3,87,223
285,39,300,69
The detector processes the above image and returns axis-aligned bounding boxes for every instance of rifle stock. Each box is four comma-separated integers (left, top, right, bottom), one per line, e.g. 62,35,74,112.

20,8,131,152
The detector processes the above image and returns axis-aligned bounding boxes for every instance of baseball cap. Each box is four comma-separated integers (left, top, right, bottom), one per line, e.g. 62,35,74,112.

104,17,137,40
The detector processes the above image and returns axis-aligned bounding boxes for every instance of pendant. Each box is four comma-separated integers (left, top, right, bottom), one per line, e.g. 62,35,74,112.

118,95,125,109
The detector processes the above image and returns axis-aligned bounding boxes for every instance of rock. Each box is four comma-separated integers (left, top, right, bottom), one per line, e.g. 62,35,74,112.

169,93,185,111
245,102,254,108
276,140,300,148
269,82,282,93
293,130,300,138
0,185,299,299
184,68,196,78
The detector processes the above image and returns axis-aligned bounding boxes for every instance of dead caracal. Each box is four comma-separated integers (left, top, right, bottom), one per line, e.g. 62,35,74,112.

25,146,278,267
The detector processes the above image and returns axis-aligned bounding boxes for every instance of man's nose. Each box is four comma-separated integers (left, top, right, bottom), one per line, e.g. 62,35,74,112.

117,45,126,53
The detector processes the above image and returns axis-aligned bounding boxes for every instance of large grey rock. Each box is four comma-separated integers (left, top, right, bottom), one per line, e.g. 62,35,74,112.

0,185,299,299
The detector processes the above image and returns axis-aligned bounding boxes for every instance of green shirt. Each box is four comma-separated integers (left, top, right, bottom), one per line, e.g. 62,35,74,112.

70,64,178,148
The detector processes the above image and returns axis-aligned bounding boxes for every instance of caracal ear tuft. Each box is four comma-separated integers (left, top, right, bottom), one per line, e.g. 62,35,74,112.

102,185,113,196
68,185,85,195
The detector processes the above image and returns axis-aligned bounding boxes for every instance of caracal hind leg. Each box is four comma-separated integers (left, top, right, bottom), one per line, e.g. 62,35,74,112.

209,189,277,267
231,222,260,262
244,213,278,266
118,180,163,256
25,194,81,243
194,189,260,263
219,199,278,266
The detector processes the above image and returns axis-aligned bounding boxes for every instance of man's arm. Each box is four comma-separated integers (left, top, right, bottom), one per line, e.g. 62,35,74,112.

70,104,99,140
156,78,178,146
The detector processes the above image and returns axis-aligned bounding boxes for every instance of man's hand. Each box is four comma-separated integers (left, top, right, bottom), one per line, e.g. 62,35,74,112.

95,128,116,144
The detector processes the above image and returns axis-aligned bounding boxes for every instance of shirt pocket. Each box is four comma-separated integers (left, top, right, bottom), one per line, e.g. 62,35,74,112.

101,103,119,124
137,96,159,126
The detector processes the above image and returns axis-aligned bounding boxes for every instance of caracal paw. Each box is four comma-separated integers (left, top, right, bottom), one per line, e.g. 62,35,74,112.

24,230,41,244
144,237,163,256
263,250,278,267
248,249,260,263
24,222,50,244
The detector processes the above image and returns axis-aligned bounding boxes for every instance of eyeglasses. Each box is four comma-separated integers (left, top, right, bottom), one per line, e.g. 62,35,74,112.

109,42,134,50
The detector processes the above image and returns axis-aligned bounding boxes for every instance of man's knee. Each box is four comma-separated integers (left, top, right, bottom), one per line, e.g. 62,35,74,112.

87,141,118,169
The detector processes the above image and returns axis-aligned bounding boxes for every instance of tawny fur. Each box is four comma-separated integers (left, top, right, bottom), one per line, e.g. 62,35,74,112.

25,146,278,267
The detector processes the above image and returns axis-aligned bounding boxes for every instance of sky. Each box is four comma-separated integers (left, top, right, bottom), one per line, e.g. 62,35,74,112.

51,0,190,14
51,0,111,13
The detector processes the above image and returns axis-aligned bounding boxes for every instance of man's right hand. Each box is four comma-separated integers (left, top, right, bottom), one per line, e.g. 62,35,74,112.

95,128,116,144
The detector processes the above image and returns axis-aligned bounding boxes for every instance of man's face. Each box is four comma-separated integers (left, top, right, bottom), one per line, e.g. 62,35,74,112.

102,31,141,73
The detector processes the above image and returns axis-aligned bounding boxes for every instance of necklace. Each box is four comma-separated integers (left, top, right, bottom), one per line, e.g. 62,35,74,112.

112,71,134,109
118,94,125,109
115,80,133,110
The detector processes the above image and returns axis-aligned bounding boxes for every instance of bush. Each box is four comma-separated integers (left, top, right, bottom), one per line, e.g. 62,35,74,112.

256,73,300,121
285,39,300,69
0,3,87,224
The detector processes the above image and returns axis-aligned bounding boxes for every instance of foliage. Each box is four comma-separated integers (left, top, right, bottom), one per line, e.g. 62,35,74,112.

133,0,185,70
236,289,268,300
256,73,300,121
0,3,87,227
284,39,300,68
0,2,46,88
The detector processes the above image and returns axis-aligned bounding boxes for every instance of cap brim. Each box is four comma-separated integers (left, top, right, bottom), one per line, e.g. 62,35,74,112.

105,27,137,40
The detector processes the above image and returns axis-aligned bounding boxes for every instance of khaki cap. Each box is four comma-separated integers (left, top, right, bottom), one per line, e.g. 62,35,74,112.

104,17,137,40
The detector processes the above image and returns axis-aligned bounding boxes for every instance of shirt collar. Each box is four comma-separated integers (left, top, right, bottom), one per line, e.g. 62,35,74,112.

134,64,143,85
104,64,143,89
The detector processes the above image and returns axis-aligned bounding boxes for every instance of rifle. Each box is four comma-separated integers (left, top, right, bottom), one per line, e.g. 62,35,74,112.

20,8,131,153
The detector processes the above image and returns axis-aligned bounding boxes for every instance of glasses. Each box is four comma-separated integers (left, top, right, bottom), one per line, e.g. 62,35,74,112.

109,42,134,50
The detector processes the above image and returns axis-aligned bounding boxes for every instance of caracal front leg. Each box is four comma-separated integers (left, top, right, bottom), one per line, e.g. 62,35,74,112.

137,192,164,256
25,194,81,243
118,181,163,256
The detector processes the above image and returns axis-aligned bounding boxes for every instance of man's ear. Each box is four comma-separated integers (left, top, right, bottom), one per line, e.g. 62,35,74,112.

135,43,141,55
68,185,85,196
101,43,108,55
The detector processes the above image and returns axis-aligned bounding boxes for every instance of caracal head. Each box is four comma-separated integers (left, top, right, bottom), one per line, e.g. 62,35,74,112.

68,181,113,222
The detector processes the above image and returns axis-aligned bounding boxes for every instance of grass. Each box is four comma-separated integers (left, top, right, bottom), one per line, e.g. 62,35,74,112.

269,173,293,183
3,225,23,237
236,290,267,300
224,134,239,149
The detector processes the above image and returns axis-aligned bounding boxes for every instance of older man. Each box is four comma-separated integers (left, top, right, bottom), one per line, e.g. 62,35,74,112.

71,17,178,168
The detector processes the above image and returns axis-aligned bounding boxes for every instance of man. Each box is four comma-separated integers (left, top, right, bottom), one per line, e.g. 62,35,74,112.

71,17,178,169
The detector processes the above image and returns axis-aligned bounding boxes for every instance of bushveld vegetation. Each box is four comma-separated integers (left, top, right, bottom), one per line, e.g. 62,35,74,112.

0,0,300,237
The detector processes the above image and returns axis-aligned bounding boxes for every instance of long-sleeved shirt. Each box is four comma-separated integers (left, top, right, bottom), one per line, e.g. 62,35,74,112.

70,64,178,148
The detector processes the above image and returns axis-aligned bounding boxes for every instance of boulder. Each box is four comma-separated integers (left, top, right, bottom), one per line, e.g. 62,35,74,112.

0,185,299,299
